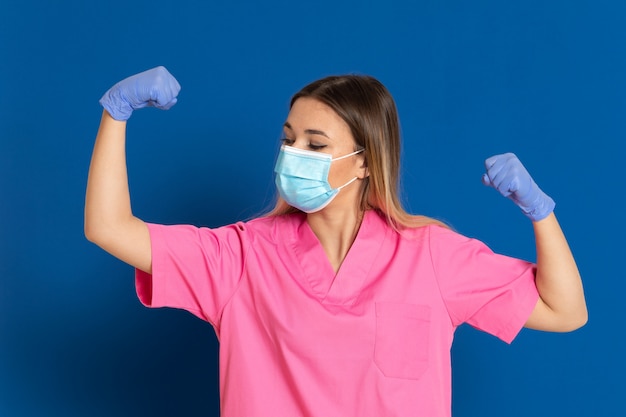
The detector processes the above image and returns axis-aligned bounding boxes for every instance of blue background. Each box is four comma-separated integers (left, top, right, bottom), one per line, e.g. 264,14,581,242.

1,0,623,416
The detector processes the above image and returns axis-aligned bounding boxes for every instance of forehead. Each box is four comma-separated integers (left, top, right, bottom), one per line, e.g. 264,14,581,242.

286,97,351,137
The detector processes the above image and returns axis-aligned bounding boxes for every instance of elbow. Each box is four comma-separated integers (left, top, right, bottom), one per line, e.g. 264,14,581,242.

84,209,126,246
559,309,589,332
84,221,96,243
572,309,589,331
84,216,112,247
568,298,589,331
527,295,588,333
84,216,102,244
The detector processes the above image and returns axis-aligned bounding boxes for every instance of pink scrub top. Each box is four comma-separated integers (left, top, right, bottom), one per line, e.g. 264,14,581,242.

135,209,539,417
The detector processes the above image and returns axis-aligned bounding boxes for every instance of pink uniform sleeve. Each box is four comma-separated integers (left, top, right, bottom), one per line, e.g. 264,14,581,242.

135,222,247,327
428,226,540,343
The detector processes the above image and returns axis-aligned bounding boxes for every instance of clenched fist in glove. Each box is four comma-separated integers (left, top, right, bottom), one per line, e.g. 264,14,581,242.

482,153,555,222
99,66,181,121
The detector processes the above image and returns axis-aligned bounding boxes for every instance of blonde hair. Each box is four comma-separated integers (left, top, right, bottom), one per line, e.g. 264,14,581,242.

267,75,447,231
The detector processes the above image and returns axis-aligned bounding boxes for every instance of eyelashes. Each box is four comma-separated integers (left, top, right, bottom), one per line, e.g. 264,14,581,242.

280,138,327,150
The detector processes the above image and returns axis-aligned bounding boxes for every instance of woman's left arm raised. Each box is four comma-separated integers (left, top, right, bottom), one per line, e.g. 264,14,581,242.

482,153,587,332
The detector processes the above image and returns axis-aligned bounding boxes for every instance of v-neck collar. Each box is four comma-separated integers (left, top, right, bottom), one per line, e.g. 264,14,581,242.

289,210,389,305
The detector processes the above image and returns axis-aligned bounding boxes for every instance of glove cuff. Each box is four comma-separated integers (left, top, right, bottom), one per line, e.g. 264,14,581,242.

522,192,555,222
99,88,133,121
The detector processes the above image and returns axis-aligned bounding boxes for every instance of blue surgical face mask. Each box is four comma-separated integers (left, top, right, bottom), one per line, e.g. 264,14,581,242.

274,145,364,213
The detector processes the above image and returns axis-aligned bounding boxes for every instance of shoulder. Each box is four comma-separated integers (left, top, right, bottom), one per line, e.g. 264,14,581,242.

425,224,492,256
242,212,304,230
395,223,467,244
236,213,306,243
364,211,469,249
425,224,471,243
394,223,494,264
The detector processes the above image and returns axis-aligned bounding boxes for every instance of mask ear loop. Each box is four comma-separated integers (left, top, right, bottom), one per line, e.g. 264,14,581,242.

331,148,364,162
336,176,359,190
332,148,365,190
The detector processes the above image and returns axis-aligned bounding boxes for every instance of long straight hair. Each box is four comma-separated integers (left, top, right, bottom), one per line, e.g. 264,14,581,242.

267,75,447,231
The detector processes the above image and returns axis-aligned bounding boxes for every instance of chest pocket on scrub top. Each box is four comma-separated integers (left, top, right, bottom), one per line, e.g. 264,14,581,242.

374,302,431,380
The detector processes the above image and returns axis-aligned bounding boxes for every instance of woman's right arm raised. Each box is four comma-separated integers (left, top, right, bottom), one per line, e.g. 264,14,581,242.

84,66,181,274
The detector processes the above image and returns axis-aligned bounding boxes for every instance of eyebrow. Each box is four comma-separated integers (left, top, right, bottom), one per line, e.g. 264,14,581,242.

283,122,330,139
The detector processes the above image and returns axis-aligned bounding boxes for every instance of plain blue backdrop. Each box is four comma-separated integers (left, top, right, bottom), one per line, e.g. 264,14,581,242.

1,0,623,416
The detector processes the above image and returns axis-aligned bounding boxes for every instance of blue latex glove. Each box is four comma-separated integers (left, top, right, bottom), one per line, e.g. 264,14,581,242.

482,153,555,222
99,66,181,121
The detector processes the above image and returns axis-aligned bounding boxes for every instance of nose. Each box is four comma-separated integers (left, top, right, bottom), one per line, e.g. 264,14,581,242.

290,138,310,150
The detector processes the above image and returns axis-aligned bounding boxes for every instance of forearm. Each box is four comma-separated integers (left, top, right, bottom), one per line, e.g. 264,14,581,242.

530,212,588,331
85,111,131,233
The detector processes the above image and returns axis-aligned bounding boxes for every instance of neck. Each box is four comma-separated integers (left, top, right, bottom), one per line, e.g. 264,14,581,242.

306,206,365,274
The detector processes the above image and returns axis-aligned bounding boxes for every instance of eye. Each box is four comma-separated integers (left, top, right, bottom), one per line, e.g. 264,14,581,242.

280,138,295,146
308,143,327,150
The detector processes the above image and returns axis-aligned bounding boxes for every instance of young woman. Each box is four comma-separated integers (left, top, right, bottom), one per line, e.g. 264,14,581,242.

85,66,587,417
